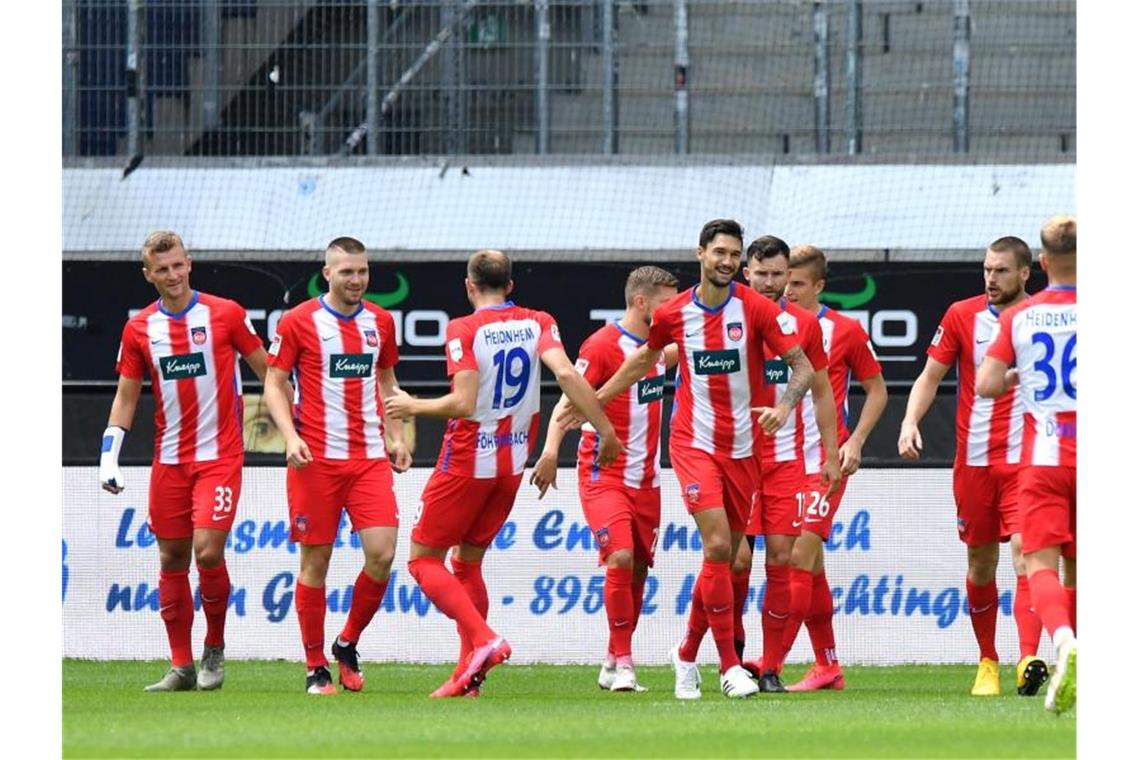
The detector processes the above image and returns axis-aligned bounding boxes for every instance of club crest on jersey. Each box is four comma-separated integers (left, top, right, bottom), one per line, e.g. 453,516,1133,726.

685,483,701,504
595,527,611,549
190,326,207,345
727,322,743,342
294,515,309,535
364,329,378,348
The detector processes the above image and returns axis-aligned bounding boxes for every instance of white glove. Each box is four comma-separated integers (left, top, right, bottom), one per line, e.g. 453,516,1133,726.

99,427,126,494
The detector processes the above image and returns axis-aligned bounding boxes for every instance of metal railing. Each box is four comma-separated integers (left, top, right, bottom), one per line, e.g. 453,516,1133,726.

63,0,1075,159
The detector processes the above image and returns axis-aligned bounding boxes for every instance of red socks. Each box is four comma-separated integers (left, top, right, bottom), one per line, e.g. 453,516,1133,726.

605,567,635,658
731,568,750,657
760,564,790,672
678,573,709,662
805,571,838,667
631,578,646,632
295,581,328,669
1028,569,1073,639
965,578,1000,661
780,567,814,661
701,560,740,673
158,569,194,668
408,556,495,648
1065,585,1076,634
339,570,389,645
1014,574,1044,659
196,563,230,649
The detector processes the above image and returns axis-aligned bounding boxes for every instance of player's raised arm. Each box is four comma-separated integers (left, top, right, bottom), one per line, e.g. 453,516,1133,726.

99,374,142,494
542,346,623,466
899,357,951,459
384,369,478,421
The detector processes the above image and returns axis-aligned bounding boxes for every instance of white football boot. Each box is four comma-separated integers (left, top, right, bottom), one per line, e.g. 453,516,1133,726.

720,665,761,698
671,644,701,700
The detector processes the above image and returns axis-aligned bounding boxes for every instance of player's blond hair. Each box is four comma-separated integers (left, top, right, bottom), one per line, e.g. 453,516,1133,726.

788,244,828,283
624,266,679,306
141,230,185,268
1040,215,1076,257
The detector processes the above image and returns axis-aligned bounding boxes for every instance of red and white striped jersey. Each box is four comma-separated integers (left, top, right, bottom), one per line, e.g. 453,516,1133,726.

437,302,562,478
986,286,1076,467
647,283,799,459
116,290,263,465
267,297,398,460
753,299,828,470
928,294,1026,467
575,322,666,489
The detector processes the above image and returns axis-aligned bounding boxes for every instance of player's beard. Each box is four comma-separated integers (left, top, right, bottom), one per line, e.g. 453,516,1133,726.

987,283,1021,307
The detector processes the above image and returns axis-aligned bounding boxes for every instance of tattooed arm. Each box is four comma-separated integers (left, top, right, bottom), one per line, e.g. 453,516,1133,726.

753,344,814,434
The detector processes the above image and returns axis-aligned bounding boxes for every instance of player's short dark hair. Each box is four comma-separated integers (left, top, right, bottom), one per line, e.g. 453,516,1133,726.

141,230,185,266
988,236,1031,268
624,266,680,306
468,249,512,292
746,235,790,264
698,219,744,249
1040,216,1076,256
789,244,828,283
327,236,367,256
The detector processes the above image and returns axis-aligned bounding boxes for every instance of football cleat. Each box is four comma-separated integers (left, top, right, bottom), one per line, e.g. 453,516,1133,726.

429,675,466,698
970,657,1001,696
453,637,511,694
670,644,701,700
197,645,225,691
756,670,787,693
305,666,337,695
598,662,617,690
1044,639,1076,715
331,639,364,692
1016,656,1049,697
609,665,647,693
144,665,197,692
720,665,760,698
787,663,846,692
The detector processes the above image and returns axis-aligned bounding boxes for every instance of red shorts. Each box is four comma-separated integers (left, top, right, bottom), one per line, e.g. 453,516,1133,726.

286,457,398,545
670,446,758,533
952,463,1020,546
148,454,244,539
1019,465,1076,558
747,459,806,537
579,482,661,567
798,471,849,541
412,470,524,549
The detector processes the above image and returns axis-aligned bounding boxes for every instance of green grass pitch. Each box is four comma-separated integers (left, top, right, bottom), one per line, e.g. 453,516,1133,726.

64,660,1074,758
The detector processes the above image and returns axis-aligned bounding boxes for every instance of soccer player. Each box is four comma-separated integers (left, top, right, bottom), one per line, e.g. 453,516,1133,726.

897,236,1047,697
263,237,413,695
777,245,887,692
976,216,1076,715
530,265,681,692
99,230,268,692
560,219,819,700
734,236,840,692
384,249,622,698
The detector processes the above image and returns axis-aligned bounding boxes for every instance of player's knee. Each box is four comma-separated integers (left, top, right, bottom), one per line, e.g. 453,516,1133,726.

703,536,731,563
193,544,224,569
730,555,751,575
606,549,634,570
364,548,395,579
966,547,998,584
